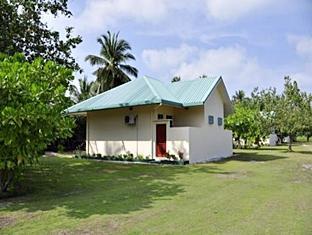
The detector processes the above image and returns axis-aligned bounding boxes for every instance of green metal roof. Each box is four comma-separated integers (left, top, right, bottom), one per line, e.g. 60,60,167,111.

66,76,228,114
169,76,220,106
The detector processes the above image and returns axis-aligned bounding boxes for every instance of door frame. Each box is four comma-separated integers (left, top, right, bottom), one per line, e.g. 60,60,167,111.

156,123,167,157
153,121,168,158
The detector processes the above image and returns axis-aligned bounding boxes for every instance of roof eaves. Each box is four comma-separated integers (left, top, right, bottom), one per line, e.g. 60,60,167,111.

160,99,183,108
66,99,165,114
182,102,204,107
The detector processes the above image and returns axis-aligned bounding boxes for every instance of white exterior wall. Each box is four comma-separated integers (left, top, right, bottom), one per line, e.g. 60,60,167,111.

87,106,153,157
167,127,190,160
204,87,224,128
187,86,232,163
189,127,232,163
173,107,204,127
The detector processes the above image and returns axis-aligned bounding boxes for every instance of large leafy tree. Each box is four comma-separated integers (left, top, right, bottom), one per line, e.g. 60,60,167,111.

85,31,138,93
0,0,82,70
301,92,312,142
251,87,280,137
0,54,74,192
275,77,306,151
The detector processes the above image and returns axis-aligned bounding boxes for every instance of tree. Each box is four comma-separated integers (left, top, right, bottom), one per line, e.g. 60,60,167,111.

251,87,279,137
69,77,99,103
85,31,138,93
232,90,246,103
275,76,304,151
0,54,74,192
171,76,181,83
225,102,260,148
66,77,99,152
0,0,82,70
301,92,312,142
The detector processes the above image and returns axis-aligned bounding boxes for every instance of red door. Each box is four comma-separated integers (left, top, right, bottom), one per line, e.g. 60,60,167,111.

156,124,166,157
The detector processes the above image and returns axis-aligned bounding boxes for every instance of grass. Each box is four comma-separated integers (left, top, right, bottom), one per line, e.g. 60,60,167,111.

0,143,311,234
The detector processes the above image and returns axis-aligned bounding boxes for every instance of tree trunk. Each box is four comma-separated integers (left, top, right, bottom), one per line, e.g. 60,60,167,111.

237,136,242,149
244,139,248,148
288,135,293,152
0,169,14,193
307,135,310,142
255,135,260,147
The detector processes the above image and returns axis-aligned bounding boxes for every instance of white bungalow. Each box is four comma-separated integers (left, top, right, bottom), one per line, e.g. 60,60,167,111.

66,76,233,163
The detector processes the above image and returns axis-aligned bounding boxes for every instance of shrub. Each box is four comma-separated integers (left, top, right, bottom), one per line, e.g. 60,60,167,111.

96,153,102,159
136,154,144,161
170,154,177,160
57,144,65,153
178,151,184,161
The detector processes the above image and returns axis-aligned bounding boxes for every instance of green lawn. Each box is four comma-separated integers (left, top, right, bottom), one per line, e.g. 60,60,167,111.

0,143,312,234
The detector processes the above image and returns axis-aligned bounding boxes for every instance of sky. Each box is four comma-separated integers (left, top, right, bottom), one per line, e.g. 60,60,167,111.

45,0,312,96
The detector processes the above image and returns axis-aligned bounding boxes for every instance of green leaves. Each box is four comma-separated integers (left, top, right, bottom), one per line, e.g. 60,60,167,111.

226,76,312,148
225,103,260,144
0,0,82,70
85,31,138,93
0,54,75,191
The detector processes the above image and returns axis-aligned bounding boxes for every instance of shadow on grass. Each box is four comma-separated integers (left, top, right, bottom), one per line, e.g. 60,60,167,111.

295,151,312,155
214,151,287,164
0,157,227,219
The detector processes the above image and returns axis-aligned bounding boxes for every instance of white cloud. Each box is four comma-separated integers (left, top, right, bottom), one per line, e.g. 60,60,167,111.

44,0,277,34
205,0,273,21
142,44,281,94
70,0,180,32
175,46,278,94
142,44,197,71
287,35,312,92
288,35,312,59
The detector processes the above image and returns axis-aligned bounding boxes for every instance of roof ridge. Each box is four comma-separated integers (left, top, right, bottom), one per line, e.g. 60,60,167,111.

200,76,222,103
170,76,219,85
142,76,161,100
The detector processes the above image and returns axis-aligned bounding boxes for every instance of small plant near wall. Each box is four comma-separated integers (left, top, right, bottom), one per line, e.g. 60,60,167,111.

96,153,102,158
164,151,178,161
178,151,184,161
73,152,188,165
136,154,145,161
177,151,185,165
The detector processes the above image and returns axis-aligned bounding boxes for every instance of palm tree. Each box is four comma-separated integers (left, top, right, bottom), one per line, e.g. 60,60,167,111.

233,90,246,103
69,77,99,103
85,31,138,93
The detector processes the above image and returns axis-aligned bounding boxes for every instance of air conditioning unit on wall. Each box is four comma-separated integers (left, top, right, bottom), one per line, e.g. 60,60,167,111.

125,114,136,125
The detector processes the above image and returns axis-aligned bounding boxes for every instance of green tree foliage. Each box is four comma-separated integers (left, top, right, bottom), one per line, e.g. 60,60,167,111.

171,76,181,82
67,77,99,152
275,77,306,151
251,87,279,137
225,103,260,147
227,76,311,150
0,0,82,70
0,54,74,192
300,92,312,141
85,31,138,93
232,90,246,103
69,77,99,103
